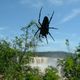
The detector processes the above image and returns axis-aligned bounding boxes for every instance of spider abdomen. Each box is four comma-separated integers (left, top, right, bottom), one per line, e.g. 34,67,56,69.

42,16,49,27
40,16,49,36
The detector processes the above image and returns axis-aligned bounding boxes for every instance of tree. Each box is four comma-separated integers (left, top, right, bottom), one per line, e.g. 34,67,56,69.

65,39,70,52
43,66,60,80
59,44,80,80
0,40,16,74
25,67,43,80
0,21,60,80
0,21,38,80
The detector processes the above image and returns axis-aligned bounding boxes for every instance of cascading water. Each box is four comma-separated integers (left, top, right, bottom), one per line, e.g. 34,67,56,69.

29,57,58,72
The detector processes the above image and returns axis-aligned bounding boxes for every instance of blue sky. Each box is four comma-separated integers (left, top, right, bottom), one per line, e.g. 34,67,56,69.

0,0,80,52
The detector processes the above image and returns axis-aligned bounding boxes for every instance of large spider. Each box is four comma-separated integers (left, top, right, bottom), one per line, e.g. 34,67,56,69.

34,8,57,43
27,8,57,43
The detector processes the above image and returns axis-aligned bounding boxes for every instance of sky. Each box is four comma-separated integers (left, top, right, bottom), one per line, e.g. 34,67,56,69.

0,0,80,52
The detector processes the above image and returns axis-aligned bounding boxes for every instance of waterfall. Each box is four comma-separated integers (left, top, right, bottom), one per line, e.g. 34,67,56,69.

32,57,48,64
29,57,59,72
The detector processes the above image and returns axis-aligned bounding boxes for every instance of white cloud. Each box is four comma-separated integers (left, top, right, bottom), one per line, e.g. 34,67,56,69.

0,33,5,39
61,9,80,23
48,0,64,5
0,27,5,30
20,0,80,8
68,0,79,3
20,0,64,6
32,2,43,8
47,0,80,6
20,0,43,8
20,0,30,4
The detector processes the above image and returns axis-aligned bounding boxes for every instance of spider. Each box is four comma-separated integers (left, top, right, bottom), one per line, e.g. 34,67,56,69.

33,7,57,43
26,7,57,43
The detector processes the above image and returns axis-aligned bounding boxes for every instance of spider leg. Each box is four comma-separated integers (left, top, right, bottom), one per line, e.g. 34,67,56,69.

45,36,48,44
39,34,43,42
38,7,43,26
34,29,40,37
39,33,41,38
49,11,54,24
48,32,55,41
49,27,58,30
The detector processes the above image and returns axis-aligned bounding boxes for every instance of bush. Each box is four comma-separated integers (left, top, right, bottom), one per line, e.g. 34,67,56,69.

59,51,80,80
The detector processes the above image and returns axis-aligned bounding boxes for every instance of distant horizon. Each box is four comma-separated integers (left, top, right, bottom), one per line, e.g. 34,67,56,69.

36,50,71,53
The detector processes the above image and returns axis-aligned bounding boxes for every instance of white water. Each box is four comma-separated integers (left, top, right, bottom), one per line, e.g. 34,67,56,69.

29,57,59,71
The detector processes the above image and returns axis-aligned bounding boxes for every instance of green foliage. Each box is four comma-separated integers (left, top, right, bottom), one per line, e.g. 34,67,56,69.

0,39,60,80
59,52,80,80
43,66,60,80
25,67,42,80
0,39,24,79
0,23,37,79
24,66,59,80
0,21,60,80
0,40,16,74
